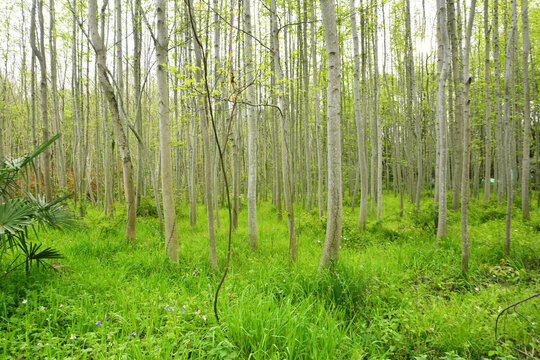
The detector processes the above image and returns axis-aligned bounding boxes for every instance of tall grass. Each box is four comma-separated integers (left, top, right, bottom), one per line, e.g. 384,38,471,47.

0,194,538,359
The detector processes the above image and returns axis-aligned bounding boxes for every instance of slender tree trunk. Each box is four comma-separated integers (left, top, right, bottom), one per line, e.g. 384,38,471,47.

521,0,531,220
319,0,342,270
436,0,450,243
88,0,137,242
447,0,463,210
503,0,518,254
30,0,52,201
244,0,258,250
271,0,296,260
460,0,476,274
351,0,367,230
156,0,179,262
310,0,324,217
493,0,503,203
134,0,144,209
373,2,382,220
482,0,492,204
49,0,66,191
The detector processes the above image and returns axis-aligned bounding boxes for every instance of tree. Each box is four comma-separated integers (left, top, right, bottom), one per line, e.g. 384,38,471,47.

29,0,52,201
49,0,66,191
319,0,342,270
271,0,296,260
156,0,179,262
460,0,477,274
88,0,137,243
482,0,492,204
436,0,450,243
350,0,367,230
521,0,531,220
244,0,258,250
503,0,518,254
310,0,324,218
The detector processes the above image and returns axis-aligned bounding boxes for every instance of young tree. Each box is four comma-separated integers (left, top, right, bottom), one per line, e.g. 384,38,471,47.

244,0,258,250
460,0,476,274
310,0,324,218
88,0,137,243
503,0,518,254
521,0,531,220
156,0,179,262
436,0,450,243
30,0,52,201
319,0,342,270
350,0,367,230
482,0,492,204
271,0,296,260
49,0,66,191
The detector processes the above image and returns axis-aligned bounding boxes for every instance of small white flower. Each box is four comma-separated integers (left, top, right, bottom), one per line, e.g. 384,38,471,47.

59,304,63,308
70,334,76,340
40,306,45,311
37,343,42,346
202,315,207,321
22,299,27,304
475,287,480,292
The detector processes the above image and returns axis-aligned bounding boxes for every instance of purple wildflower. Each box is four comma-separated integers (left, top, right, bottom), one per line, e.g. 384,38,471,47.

96,321,102,325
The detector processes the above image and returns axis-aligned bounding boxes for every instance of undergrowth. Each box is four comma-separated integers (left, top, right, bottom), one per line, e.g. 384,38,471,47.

0,193,538,359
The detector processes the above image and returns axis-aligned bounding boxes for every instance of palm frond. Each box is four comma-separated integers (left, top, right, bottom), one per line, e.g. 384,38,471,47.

26,193,77,231
0,199,35,236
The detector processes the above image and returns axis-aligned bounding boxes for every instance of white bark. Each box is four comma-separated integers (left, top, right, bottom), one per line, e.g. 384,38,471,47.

436,0,450,243
88,0,137,242
319,0,342,270
244,0,258,250
271,0,296,260
156,0,179,262
460,0,476,274
521,0,531,220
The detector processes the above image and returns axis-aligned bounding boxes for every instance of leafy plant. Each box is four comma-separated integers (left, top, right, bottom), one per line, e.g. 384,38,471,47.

0,134,76,276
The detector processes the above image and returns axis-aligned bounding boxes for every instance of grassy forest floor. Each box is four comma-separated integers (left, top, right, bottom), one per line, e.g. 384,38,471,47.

1,193,539,359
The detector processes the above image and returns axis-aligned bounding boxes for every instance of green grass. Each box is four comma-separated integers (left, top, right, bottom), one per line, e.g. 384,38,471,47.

1,193,539,359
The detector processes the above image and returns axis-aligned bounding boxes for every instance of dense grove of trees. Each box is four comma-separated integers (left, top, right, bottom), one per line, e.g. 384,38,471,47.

0,0,537,273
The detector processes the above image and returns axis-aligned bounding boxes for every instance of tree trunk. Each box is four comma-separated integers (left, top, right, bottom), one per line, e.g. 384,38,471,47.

447,0,463,210
134,0,144,209
244,0,258,250
271,0,296,260
460,0,476,274
49,0,66,191
482,0,491,204
30,0,52,201
351,0,367,230
88,0,137,243
436,0,451,243
156,0,179,262
503,0,518,254
521,0,531,220
310,0,324,218
319,0,342,270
